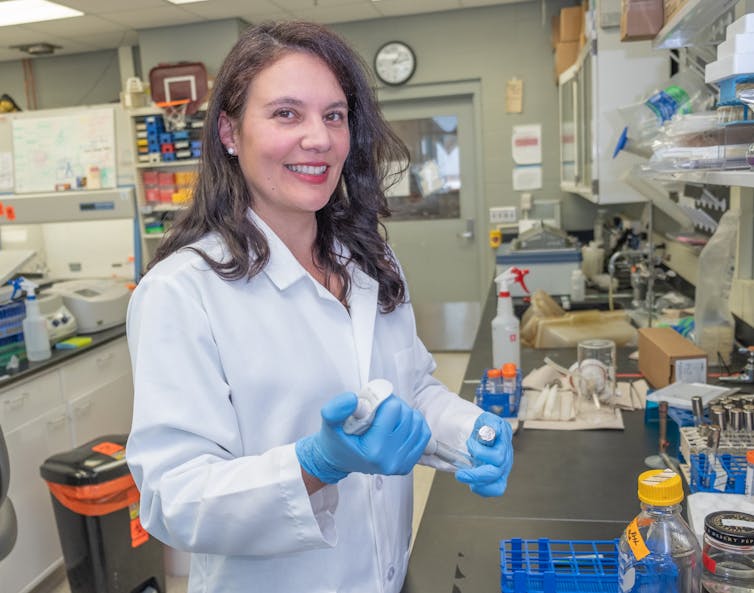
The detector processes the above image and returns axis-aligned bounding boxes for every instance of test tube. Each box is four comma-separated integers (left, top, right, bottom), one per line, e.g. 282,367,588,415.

731,408,745,432
707,425,721,473
744,404,754,432
746,450,754,496
691,396,708,436
710,407,727,431
426,425,498,469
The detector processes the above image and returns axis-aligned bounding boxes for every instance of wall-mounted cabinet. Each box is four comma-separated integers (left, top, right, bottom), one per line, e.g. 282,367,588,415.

558,18,668,204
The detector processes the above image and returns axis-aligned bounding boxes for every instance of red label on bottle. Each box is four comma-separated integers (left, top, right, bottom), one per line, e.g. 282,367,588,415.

703,551,716,574
509,335,517,342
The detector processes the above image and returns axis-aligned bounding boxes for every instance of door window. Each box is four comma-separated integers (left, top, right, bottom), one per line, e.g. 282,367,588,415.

384,115,461,221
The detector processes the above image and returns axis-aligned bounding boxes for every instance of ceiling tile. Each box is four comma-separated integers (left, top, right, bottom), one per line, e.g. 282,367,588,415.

21,15,126,36
272,0,370,9
54,0,171,13
288,3,382,23
103,6,205,29
180,0,280,19
76,30,141,49
374,0,462,17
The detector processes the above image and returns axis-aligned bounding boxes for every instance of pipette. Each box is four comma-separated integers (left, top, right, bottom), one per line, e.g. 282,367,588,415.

343,379,497,470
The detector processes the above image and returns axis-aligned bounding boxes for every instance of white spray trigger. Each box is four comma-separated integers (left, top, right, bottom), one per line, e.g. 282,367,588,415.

342,379,394,435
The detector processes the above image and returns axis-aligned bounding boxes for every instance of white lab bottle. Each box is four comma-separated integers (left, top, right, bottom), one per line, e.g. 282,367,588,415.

22,293,51,362
491,287,520,369
570,269,586,302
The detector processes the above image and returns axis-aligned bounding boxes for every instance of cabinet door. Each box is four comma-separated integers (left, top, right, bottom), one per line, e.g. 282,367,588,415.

60,338,131,402
0,406,72,593
67,373,134,446
0,371,63,434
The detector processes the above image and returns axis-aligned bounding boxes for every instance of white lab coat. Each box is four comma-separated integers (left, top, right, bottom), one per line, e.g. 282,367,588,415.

126,211,483,593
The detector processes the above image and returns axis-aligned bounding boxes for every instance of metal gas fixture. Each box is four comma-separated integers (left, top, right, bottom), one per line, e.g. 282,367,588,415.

719,346,754,385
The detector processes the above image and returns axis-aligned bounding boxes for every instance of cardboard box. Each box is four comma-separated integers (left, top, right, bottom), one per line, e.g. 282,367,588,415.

621,0,664,41
555,40,580,80
663,0,687,25
560,5,584,42
638,327,707,389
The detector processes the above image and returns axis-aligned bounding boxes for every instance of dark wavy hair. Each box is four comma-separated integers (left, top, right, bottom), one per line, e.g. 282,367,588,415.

151,21,410,312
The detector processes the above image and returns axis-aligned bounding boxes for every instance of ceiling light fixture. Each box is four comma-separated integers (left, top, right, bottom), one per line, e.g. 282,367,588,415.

10,42,62,56
0,0,83,27
165,0,211,4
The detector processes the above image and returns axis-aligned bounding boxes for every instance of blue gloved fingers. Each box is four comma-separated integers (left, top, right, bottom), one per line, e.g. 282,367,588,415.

321,392,359,427
466,414,513,467
391,408,432,474
455,464,508,497
366,397,431,474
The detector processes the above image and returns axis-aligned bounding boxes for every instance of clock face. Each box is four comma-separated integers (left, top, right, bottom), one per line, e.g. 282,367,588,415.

374,41,416,86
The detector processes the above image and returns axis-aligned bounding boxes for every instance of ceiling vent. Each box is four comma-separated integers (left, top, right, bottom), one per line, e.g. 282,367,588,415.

10,42,61,56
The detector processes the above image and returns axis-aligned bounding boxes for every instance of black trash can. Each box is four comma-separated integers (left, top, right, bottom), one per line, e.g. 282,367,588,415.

40,434,165,593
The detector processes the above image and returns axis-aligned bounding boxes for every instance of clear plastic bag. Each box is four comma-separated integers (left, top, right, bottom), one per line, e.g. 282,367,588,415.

617,70,716,156
694,209,739,364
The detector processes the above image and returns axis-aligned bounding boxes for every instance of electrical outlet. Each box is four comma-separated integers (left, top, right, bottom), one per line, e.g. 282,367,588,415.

489,206,517,224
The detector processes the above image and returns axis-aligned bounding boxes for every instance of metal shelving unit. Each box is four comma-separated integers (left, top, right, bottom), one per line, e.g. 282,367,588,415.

653,0,738,49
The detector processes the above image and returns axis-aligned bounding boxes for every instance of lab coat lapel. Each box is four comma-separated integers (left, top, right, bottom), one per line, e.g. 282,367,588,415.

348,266,379,385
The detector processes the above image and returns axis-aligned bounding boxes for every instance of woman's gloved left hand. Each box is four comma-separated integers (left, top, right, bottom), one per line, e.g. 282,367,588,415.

454,412,513,497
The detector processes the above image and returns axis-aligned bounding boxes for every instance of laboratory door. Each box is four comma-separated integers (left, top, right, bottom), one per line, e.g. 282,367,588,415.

380,95,483,351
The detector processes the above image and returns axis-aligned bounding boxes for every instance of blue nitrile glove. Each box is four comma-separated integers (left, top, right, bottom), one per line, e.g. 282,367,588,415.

296,392,432,484
455,412,513,497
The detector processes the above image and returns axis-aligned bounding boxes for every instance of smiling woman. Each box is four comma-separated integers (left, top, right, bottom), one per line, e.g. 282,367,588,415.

125,20,513,593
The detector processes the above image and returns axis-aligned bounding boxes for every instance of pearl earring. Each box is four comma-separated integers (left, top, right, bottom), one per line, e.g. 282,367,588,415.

227,146,236,156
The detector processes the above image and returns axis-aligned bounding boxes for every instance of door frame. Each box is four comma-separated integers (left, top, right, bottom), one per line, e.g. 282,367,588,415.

377,80,489,306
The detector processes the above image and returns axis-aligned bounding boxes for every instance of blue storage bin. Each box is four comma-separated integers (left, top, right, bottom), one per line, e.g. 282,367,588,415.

500,538,620,593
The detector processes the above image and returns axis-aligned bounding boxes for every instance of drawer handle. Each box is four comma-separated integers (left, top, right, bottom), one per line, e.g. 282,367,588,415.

74,400,93,416
47,415,67,429
5,392,30,410
96,352,115,366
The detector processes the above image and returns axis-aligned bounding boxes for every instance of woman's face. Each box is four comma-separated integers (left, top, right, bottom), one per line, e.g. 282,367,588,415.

219,51,351,227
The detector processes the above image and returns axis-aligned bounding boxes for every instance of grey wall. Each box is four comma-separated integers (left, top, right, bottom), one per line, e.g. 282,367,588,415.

0,50,120,109
333,2,596,231
138,18,247,83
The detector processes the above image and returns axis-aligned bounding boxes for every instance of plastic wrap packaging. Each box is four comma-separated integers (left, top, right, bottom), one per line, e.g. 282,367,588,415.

694,209,739,365
616,70,716,157
647,112,754,172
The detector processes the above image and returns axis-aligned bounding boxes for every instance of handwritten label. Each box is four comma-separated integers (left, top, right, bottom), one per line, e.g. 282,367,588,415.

625,517,650,561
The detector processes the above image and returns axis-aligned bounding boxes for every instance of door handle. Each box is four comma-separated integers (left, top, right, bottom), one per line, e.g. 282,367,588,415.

457,218,474,240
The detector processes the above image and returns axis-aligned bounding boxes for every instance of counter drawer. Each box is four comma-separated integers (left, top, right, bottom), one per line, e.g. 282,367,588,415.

60,338,131,401
0,371,64,433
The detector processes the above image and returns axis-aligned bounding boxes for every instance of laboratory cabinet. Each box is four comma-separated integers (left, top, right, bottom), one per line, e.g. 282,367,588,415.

0,337,133,593
128,106,205,272
559,17,668,204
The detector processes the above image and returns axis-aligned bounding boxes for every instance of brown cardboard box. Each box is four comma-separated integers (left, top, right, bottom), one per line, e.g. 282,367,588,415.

621,0,664,41
555,40,580,80
560,5,584,42
663,0,687,24
638,327,708,389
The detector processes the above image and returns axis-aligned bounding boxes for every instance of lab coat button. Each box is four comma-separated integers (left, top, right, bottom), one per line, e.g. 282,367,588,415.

375,476,383,489
387,566,395,581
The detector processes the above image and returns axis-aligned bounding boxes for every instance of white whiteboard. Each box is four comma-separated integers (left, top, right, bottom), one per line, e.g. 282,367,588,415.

11,107,116,193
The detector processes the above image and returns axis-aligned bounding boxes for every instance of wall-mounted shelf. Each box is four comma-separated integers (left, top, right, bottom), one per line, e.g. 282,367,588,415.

654,169,754,188
135,159,199,169
653,0,738,49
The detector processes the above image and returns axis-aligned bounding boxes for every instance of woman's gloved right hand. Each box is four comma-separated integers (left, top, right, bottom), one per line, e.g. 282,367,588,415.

296,392,431,484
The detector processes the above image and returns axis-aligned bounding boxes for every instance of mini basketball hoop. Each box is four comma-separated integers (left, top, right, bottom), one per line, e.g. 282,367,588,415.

149,61,208,116
156,99,190,131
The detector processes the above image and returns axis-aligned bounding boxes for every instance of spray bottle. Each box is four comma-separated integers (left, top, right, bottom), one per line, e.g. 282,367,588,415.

491,267,529,369
13,277,51,362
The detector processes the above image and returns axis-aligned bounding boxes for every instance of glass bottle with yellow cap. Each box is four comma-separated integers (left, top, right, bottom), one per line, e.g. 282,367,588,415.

618,469,702,593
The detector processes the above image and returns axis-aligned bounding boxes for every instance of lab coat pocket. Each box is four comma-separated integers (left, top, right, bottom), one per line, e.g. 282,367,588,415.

392,347,416,405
